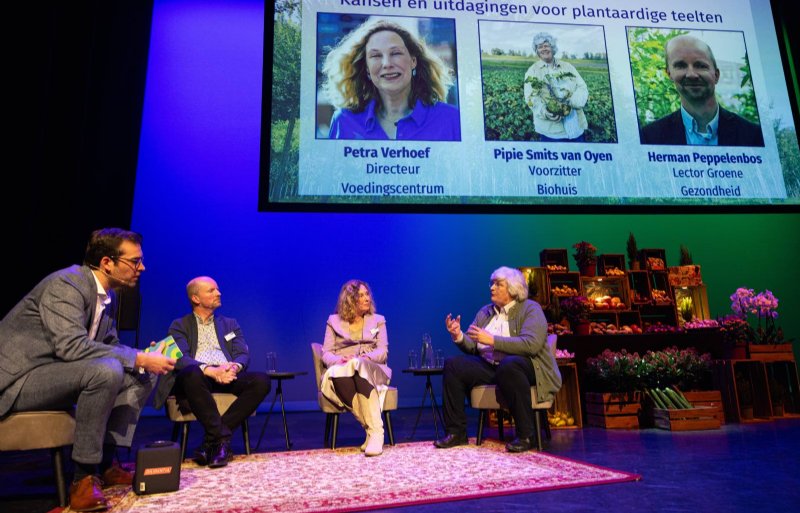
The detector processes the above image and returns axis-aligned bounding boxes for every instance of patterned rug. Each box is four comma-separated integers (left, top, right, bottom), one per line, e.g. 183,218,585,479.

83,440,640,513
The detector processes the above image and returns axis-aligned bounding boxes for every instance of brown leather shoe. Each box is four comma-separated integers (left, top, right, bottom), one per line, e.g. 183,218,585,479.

69,475,108,511
101,462,134,486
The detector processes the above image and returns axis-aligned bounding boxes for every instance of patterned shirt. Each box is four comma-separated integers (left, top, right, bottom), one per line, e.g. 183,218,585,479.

194,314,228,366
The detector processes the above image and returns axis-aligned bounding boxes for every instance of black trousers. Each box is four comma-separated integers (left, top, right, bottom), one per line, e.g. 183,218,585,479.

441,354,536,439
174,365,270,443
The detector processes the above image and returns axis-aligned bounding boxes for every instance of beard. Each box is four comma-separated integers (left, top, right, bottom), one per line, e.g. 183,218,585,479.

677,79,715,102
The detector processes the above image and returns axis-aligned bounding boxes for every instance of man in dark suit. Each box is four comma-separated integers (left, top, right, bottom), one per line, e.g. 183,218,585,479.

153,276,270,468
640,34,764,147
0,228,176,512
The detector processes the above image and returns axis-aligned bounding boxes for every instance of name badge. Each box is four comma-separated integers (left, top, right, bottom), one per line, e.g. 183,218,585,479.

224,332,236,341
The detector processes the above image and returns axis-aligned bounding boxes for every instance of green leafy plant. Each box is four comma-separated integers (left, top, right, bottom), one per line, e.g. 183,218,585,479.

626,232,638,269
585,349,645,393
585,347,712,393
679,244,693,265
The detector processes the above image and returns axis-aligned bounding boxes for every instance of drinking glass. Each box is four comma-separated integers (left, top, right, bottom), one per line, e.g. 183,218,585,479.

408,350,419,369
265,352,277,372
435,349,445,368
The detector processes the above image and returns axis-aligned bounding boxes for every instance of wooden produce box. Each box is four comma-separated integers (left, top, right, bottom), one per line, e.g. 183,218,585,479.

539,248,569,271
639,248,667,271
581,275,630,311
519,266,549,307
549,272,580,298
549,362,582,429
653,406,721,431
681,390,726,424
668,265,703,287
585,392,641,429
748,344,795,362
627,270,651,305
597,254,626,276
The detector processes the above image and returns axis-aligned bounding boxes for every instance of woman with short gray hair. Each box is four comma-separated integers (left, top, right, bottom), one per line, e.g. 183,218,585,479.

524,32,589,142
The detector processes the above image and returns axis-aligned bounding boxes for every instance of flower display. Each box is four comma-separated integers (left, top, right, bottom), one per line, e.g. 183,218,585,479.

726,287,790,345
572,241,597,269
559,295,592,326
585,348,643,393
585,347,712,393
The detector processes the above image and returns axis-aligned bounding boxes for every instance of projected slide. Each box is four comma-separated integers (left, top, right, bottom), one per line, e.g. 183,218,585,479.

261,0,799,209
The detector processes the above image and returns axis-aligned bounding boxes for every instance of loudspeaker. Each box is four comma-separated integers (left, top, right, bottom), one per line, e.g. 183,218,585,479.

133,440,181,495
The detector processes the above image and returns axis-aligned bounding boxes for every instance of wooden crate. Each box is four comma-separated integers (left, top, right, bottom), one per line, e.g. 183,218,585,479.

681,390,725,424
653,406,721,431
585,392,641,429
539,248,569,271
748,344,795,362
639,248,667,271
549,362,582,429
764,360,800,418
519,266,549,306
597,254,626,275
711,359,772,423
627,270,652,305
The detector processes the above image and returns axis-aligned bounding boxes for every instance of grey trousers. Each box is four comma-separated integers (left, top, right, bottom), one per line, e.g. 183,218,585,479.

11,357,155,464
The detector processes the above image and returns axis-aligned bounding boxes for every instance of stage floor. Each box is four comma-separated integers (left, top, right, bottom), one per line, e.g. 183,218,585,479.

2,407,799,512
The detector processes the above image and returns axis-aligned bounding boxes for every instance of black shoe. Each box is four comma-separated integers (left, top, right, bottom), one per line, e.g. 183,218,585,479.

193,442,213,466
208,440,232,468
434,433,468,449
505,437,532,453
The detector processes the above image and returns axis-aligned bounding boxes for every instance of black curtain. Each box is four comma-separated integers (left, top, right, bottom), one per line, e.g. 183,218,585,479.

2,1,153,316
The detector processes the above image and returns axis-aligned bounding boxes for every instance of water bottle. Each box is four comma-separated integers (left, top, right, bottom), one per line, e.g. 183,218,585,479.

421,333,434,369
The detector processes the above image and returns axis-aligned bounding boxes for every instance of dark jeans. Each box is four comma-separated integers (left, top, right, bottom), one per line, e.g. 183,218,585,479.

441,354,536,439
174,365,270,443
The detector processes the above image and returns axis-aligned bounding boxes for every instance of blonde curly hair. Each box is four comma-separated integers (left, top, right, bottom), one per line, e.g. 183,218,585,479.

335,279,377,322
322,19,453,112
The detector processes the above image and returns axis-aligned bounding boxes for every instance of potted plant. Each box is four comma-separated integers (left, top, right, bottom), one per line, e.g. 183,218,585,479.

584,349,644,428
572,241,597,276
560,295,592,335
626,233,639,270
728,287,795,359
679,244,693,265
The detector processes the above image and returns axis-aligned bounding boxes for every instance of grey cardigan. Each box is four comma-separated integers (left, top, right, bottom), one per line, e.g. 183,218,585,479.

457,299,561,403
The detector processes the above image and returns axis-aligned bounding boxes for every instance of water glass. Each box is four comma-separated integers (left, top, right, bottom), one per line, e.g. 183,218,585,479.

265,352,277,372
435,349,445,369
408,350,419,369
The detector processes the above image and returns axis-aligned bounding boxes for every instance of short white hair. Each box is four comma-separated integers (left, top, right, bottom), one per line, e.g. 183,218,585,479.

490,266,528,301
532,32,558,56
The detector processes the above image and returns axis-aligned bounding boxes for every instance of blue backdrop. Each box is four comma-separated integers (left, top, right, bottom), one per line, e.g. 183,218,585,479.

133,0,800,412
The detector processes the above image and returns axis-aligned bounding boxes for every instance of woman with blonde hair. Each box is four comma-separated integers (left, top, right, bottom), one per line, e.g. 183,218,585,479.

321,280,391,456
323,18,460,141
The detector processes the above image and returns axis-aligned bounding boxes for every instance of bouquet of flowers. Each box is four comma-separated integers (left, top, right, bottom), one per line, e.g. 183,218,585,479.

727,287,791,345
559,295,592,326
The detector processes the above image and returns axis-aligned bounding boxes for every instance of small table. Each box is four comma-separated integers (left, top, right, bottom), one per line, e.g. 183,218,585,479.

402,367,444,440
255,371,308,451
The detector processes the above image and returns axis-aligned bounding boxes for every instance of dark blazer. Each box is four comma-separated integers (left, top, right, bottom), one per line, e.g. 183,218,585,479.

456,299,561,403
152,313,250,409
640,107,764,147
0,265,137,416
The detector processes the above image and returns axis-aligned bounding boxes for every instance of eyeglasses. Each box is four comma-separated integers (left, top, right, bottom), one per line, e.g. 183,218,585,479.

113,256,144,270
